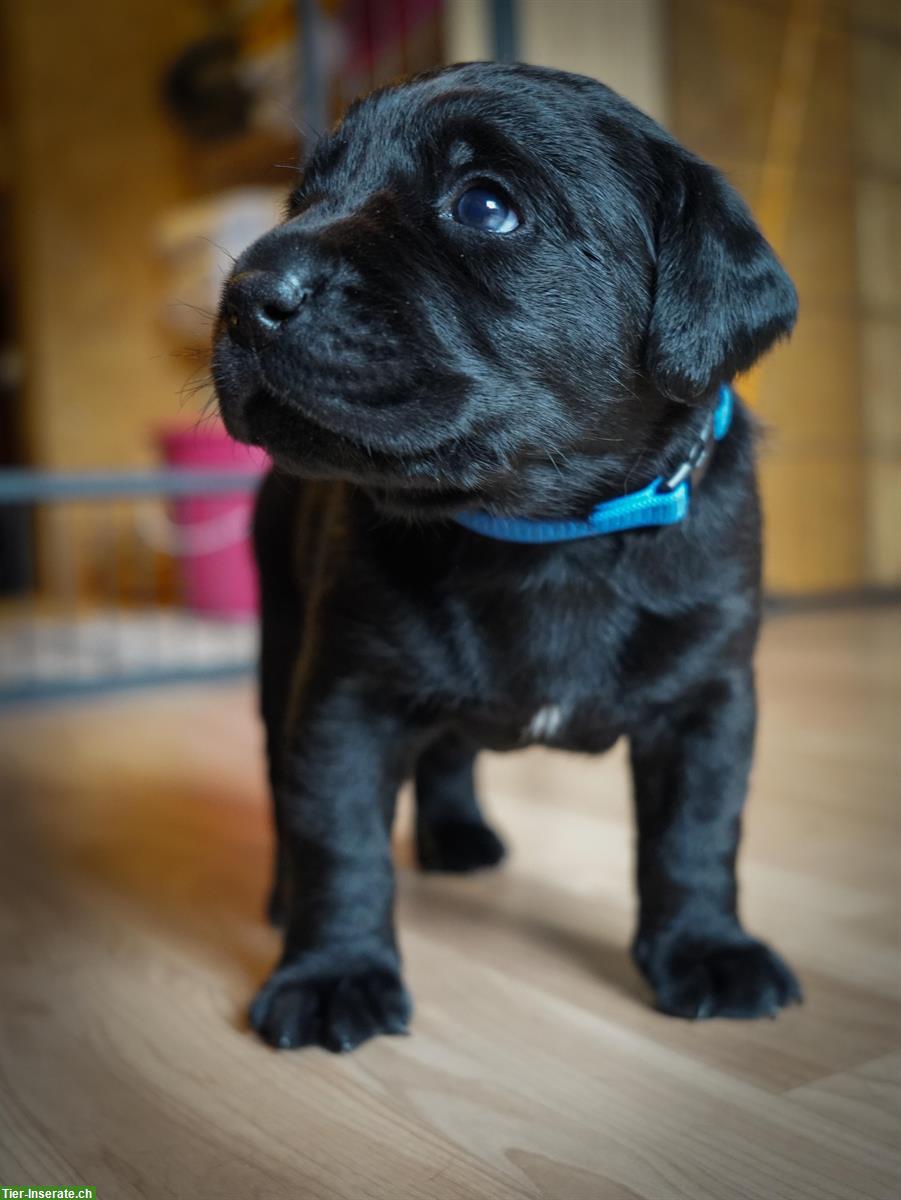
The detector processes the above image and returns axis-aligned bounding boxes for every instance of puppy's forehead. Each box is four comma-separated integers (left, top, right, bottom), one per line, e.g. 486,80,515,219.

305,76,559,188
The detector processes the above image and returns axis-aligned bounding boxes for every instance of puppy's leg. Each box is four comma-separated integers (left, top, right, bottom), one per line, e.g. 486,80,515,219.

253,474,303,927
258,569,301,928
630,668,801,1019
250,682,413,1052
415,732,506,872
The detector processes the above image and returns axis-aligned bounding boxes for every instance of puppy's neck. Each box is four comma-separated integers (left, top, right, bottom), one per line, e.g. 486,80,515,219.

490,399,726,523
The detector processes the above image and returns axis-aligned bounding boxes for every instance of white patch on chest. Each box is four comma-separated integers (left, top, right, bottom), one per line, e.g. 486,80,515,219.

524,703,566,741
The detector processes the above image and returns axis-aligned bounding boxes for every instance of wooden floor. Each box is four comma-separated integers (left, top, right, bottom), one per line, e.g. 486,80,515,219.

0,608,899,1199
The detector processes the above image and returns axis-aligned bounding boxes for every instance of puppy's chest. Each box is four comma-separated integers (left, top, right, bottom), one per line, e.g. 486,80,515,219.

456,679,623,754
448,601,629,752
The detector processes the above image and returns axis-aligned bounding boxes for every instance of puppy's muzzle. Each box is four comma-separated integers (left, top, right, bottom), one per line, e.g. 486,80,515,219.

214,222,475,467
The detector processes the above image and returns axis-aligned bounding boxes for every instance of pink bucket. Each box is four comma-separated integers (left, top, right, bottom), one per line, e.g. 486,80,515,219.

159,425,268,619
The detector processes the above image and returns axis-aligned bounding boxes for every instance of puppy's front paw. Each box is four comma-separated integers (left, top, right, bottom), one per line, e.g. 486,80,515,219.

636,935,802,1020
250,964,412,1052
416,819,506,873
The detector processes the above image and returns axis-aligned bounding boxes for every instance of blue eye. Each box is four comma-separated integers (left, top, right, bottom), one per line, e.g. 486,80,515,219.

453,187,520,233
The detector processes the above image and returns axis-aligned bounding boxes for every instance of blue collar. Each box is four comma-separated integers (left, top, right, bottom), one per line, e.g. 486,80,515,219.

453,384,734,545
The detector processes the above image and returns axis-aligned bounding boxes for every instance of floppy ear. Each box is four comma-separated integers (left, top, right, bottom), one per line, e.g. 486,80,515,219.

645,152,798,402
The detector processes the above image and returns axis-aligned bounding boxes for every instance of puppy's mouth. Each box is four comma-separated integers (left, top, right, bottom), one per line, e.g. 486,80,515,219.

223,338,467,443
230,380,509,511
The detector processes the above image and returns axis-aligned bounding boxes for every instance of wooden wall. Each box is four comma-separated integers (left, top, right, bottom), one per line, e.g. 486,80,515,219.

669,0,900,593
851,2,901,586
519,0,666,120
4,0,218,472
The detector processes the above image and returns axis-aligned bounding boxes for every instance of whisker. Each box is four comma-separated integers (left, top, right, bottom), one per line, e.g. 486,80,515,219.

196,236,236,265
167,300,217,324
271,99,324,145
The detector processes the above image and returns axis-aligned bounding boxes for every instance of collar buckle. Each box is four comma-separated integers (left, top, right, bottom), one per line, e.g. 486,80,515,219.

659,414,715,494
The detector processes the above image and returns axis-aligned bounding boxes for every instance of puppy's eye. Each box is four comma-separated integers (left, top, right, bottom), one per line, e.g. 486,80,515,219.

453,187,520,234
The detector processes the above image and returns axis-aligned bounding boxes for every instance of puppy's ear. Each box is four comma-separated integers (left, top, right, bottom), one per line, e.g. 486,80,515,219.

645,151,797,402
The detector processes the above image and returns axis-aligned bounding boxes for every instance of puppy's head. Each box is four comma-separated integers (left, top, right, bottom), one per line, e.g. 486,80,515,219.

213,63,796,517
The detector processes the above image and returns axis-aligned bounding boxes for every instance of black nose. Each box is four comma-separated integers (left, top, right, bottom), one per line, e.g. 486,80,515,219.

223,269,309,342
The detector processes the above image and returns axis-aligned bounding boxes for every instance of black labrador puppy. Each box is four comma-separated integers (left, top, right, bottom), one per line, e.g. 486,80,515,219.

212,62,802,1052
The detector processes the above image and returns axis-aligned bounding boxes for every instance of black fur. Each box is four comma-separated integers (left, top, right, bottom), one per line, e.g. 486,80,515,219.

212,63,800,1052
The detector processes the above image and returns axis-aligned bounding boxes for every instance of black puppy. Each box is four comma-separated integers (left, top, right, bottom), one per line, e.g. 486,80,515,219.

213,62,801,1052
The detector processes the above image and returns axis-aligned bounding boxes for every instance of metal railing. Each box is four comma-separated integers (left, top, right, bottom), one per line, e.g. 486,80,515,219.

0,468,264,705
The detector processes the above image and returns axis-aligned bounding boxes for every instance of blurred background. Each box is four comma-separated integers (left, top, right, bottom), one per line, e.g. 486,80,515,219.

1,8,899,1193
0,0,898,701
